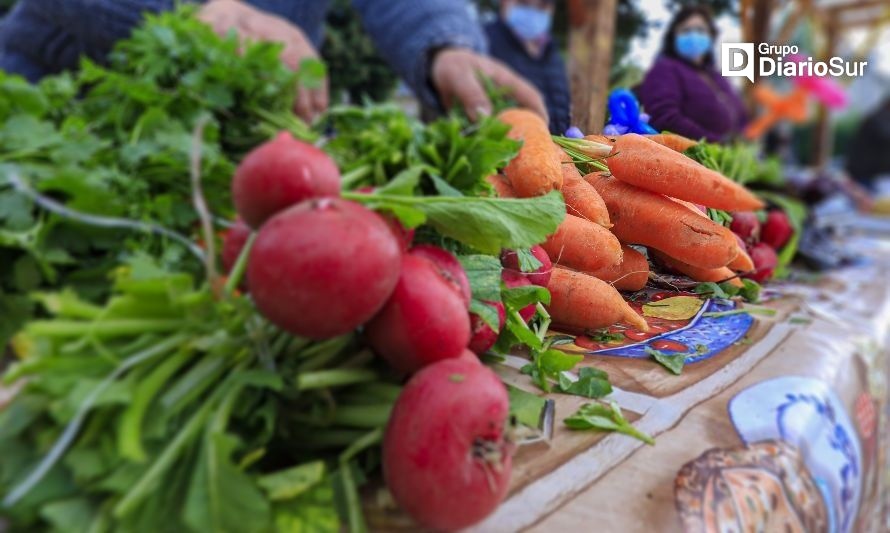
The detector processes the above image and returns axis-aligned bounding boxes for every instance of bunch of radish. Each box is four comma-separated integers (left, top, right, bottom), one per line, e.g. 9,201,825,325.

224,132,516,530
730,208,794,282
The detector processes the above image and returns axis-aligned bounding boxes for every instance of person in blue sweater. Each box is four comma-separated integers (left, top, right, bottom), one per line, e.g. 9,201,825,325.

0,0,547,124
485,0,569,133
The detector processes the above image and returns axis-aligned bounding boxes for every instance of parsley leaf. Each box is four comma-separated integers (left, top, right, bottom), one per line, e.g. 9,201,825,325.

564,401,654,445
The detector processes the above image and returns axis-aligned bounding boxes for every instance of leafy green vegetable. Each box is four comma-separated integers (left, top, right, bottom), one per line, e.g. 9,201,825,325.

507,386,546,428
557,367,613,399
564,401,654,445
520,349,584,393
586,329,625,343
645,346,687,375
694,278,761,303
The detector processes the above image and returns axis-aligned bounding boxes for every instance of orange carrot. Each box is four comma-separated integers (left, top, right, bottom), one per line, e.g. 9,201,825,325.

485,174,515,198
585,172,738,269
558,148,611,227
584,134,616,145
606,133,764,211
548,267,649,332
499,109,562,197
587,245,650,291
652,250,743,287
645,133,698,153
541,214,623,273
670,197,754,272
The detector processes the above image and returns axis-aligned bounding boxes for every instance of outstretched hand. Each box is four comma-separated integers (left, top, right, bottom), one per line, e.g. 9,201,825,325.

198,0,328,123
430,48,548,122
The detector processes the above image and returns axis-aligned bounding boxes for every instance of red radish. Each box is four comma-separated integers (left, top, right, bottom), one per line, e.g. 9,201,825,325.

500,245,553,287
409,245,471,306
468,301,506,354
221,218,251,273
761,210,794,250
247,199,400,339
744,242,778,282
730,211,760,243
232,132,340,228
501,270,536,322
365,255,471,374
383,357,512,531
384,217,415,251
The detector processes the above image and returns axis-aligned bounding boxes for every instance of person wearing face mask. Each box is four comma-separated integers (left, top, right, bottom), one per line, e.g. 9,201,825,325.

485,0,570,133
637,5,747,143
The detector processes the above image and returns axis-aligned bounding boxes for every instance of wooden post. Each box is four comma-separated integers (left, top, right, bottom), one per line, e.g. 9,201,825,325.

812,11,839,168
568,0,617,134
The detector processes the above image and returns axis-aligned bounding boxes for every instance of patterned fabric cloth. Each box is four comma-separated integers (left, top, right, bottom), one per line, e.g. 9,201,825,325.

0,0,485,108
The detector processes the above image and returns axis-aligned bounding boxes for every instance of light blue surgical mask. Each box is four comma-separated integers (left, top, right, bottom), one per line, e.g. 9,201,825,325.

505,5,552,41
675,31,712,61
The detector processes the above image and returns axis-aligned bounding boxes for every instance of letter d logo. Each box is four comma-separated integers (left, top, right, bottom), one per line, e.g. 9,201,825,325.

721,43,754,83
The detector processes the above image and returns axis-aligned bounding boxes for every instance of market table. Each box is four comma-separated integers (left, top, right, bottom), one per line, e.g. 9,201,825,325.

470,234,890,532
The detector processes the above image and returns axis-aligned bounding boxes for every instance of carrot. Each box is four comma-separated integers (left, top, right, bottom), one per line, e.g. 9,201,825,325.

645,132,698,153
727,245,755,272
485,174,515,198
585,172,738,269
587,245,649,291
606,133,764,211
541,214,623,273
499,109,562,197
548,267,649,333
558,148,611,227
652,250,744,288
670,197,754,272
584,134,616,146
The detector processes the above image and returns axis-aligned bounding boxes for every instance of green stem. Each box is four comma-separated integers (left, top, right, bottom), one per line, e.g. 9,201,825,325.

340,165,372,190
338,428,383,533
296,369,379,390
26,319,183,338
3,333,188,508
224,233,256,296
703,307,776,318
332,404,392,429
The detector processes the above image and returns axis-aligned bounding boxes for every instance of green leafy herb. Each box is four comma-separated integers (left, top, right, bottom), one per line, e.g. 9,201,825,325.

645,346,687,375
520,348,584,393
557,367,613,399
586,328,625,343
564,401,654,445
507,385,546,428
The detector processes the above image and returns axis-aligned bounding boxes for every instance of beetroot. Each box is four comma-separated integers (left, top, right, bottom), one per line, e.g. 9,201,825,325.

744,242,778,282
221,218,251,274
383,357,512,531
232,132,340,228
761,209,794,250
500,245,553,287
501,270,536,322
409,245,471,306
729,211,760,243
468,301,506,354
365,255,471,374
247,199,401,339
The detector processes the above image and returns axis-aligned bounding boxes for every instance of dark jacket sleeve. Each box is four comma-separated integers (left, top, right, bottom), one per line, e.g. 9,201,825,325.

639,58,721,142
351,0,486,108
20,0,176,57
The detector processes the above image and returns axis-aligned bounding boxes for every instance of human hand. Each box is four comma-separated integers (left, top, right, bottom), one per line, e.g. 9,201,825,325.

430,48,547,122
198,0,328,122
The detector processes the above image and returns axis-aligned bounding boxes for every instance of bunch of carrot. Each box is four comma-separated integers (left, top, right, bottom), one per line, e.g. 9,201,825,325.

493,110,764,335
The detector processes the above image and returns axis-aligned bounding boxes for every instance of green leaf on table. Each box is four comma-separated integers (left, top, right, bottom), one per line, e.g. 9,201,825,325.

645,346,687,375
694,282,731,299
564,401,654,445
738,279,761,303
557,367,613,399
586,328,625,344
507,385,546,428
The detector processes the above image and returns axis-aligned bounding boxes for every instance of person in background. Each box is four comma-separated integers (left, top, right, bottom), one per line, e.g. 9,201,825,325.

847,97,890,191
637,5,746,142
0,0,547,124
485,0,569,133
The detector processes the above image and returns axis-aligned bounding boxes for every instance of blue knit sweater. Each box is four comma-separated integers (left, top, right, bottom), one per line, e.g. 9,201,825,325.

0,0,485,107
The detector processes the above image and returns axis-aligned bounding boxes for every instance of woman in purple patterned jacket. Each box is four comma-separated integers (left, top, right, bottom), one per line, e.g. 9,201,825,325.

637,5,747,143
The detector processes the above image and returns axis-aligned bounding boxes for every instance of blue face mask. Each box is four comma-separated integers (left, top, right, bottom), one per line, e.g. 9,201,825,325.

675,31,712,61
506,5,552,41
